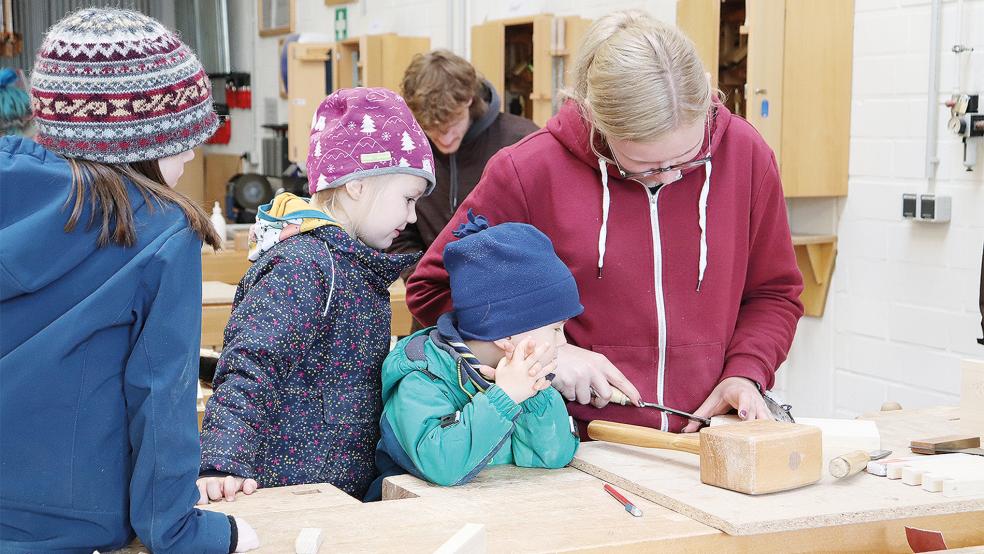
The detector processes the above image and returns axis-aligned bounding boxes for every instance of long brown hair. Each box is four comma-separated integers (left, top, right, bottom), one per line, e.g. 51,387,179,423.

64,158,221,249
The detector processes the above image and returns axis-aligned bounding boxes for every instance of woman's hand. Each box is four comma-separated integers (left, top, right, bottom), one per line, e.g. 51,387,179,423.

681,377,771,433
553,344,642,408
196,475,259,504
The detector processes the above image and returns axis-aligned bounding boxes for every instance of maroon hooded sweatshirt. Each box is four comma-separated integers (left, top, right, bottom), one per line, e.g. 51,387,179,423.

406,100,804,433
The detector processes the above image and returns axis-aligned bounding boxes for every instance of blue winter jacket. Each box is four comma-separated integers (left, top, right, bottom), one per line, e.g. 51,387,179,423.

200,222,416,499
0,137,231,552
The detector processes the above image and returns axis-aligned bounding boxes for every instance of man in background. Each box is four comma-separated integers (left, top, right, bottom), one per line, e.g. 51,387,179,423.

390,50,538,293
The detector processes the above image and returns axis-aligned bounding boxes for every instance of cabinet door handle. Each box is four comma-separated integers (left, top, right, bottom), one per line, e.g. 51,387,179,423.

754,88,768,95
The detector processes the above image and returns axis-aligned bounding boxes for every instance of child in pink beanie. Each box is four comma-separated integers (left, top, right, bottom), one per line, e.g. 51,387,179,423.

200,87,436,501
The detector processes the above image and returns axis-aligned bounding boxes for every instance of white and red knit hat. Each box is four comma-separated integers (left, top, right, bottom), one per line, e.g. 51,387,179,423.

29,8,217,164
307,87,436,195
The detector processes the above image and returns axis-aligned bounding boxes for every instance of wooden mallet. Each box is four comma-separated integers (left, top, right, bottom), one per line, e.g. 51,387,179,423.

587,419,822,495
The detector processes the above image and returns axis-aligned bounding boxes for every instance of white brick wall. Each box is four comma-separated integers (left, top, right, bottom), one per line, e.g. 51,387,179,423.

782,0,984,418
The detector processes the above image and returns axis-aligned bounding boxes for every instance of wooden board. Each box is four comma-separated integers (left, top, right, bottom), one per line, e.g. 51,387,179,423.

573,407,984,535
384,465,721,551
202,248,252,285
202,281,238,305
199,482,358,518
962,359,984,438
571,440,984,535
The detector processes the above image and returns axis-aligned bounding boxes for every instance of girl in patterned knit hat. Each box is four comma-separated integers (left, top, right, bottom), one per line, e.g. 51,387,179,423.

0,8,257,553
199,87,435,502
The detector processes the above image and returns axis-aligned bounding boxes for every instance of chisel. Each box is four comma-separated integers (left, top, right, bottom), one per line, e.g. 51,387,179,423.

829,449,893,478
601,388,711,426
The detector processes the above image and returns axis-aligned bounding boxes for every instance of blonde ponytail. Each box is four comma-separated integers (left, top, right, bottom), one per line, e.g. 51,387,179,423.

565,10,712,142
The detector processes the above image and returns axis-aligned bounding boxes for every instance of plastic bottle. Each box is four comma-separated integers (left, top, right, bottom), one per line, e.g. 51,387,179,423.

210,201,227,243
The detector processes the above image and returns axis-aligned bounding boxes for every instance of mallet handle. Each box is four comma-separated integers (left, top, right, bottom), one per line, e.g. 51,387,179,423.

587,420,701,455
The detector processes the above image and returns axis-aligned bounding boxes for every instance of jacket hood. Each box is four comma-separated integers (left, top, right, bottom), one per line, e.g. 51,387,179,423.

546,100,734,290
0,137,132,301
460,80,501,146
248,192,342,261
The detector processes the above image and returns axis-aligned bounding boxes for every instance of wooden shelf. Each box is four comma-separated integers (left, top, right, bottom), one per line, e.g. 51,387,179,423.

791,234,837,317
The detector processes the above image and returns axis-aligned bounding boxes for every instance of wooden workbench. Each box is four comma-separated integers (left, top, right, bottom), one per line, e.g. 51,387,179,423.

108,406,981,553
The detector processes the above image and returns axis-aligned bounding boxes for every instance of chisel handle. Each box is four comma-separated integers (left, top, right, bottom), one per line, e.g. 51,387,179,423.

587,420,702,455
828,450,870,478
608,388,632,406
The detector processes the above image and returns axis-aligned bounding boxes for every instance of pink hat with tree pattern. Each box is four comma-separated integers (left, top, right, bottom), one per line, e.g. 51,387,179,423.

307,87,436,195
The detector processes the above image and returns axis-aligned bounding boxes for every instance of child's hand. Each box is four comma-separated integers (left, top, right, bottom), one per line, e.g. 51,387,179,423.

196,475,259,504
492,337,557,404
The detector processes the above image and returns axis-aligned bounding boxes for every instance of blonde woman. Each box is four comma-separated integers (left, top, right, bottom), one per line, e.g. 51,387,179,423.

406,10,804,435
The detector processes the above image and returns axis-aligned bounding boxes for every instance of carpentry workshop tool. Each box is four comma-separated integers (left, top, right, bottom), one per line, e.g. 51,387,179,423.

603,483,643,517
828,449,892,478
605,388,711,426
910,434,980,454
587,419,822,494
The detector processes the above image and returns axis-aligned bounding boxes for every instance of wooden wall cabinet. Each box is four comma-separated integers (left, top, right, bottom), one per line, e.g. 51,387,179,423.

287,35,431,163
287,42,335,164
678,0,854,198
471,15,592,127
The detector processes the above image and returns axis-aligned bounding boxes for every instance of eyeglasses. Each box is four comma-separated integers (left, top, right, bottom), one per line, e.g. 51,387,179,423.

592,109,714,182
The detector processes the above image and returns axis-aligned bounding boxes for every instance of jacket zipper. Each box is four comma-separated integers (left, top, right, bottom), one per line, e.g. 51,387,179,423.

645,185,669,432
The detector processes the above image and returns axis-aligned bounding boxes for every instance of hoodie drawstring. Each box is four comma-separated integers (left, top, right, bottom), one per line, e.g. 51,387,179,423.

597,157,611,279
595,157,712,292
696,161,712,292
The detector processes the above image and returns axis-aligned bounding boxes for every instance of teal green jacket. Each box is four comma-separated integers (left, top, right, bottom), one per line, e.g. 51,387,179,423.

369,313,579,496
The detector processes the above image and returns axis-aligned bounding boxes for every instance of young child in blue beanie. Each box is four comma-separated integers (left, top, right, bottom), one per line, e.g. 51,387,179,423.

366,210,581,499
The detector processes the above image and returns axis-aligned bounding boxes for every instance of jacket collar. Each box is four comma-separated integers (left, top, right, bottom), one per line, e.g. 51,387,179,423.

310,225,418,288
434,312,493,395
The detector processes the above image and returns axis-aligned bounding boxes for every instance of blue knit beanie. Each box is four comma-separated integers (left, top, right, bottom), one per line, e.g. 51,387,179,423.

444,210,584,341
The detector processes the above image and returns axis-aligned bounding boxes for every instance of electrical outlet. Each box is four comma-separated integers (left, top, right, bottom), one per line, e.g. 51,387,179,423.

918,194,951,223
902,193,918,218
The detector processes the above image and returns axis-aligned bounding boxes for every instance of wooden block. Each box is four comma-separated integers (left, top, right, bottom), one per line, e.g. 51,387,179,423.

942,477,984,498
713,415,879,466
922,473,946,492
901,466,926,486
699,420,822,494
295,527,323,554
911,434,981,454
961,359,984,437
433,523,486,554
